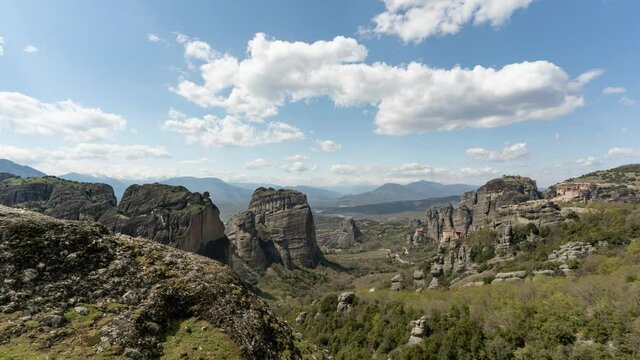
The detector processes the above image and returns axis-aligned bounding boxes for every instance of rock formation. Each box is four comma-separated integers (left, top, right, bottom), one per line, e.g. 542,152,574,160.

391,274,404,291
425,176,542,241
99,183,230,263
226,188,325,271
408,316,428,345
413,270,426,288
0,176,116,221
316,216,362,248
337,292,356,312
0,205,300,359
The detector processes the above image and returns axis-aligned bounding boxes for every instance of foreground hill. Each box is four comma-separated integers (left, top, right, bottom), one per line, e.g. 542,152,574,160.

328,180,476,207
0,206,300,359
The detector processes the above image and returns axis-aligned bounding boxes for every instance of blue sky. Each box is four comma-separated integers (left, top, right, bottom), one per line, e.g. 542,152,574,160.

0,0,638,187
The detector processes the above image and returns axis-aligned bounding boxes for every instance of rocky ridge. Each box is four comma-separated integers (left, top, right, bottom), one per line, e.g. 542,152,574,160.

0,206,300,359
0,176,117,222
99,183,230,263
423,176,566,284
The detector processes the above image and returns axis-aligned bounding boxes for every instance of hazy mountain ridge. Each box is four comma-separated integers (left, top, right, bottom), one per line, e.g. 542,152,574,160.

0,159,46,178
329,180,478,207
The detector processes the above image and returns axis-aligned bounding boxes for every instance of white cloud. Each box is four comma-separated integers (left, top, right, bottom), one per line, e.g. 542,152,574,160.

602,87,626,95
460,167,498,176
466,143,529,161
619,97,636,106
0,92,126,141
72,143,170,160
0,37,4,56
389,162,446,177
285,154,307,161
575,156,602,167
243,158,272,169
554,133,560,140
281,161,317,173
330,164,361,175
173,33,595,135
0,143,169,162
605,147,640,159
176,33,215,61
0,144,174,180
148,34,161,42
365,0,534,43
179,157,215,165
162,109,304,147
22,45,38,53
316,139,342,152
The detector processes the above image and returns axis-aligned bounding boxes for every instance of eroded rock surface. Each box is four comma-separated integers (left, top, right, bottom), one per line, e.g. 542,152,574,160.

316,217,362,249
99,183,230,263
226,188,325,270
0,176,116,221
0,206,299,359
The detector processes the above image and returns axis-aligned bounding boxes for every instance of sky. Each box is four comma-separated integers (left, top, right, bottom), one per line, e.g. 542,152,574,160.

0,0,638,187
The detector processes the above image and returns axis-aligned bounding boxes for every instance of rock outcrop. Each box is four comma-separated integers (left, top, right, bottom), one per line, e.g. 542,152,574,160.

316,217,362,248
391,274,404,291
424,176,568,282
0,206,300,359
337,292,355,312
545,164,640,203
0,176,116,221
226,188,325,271
408,316,428,345
99,183,230,263
425,176,541,241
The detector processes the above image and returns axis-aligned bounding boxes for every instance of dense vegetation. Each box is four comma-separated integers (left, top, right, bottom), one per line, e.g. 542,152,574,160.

279,202,640,359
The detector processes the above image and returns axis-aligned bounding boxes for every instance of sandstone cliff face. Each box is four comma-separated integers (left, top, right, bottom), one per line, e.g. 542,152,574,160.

0,176,116,221
316,216,362,248
0,205,300,359
99,183,230,263
226,188,324,271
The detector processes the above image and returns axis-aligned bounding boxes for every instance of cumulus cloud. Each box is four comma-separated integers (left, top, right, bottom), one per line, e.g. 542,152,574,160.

0,36,4,56
602,87,626,95
22,45,38,53
0,92,126,141
0,143,169,162
162,108,304,147
619,97,636,106
460,167,498,176
389,162,446,177
179,157,215,165
575,156,602,167
0,144,174,179
365,0,534,43
244,158,272,169
173,33,596,135
285,154,307,161
605,147,640,159
316,139,342,152
148,34,161,42
281,161,317,173
330,161,498,183
331,164,361,175
466,143,529,161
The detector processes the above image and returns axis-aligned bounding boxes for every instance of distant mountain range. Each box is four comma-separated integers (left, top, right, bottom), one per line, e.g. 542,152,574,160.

318,195,461,216
325,180,477,207
0,159,46,178
0,158,477,219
